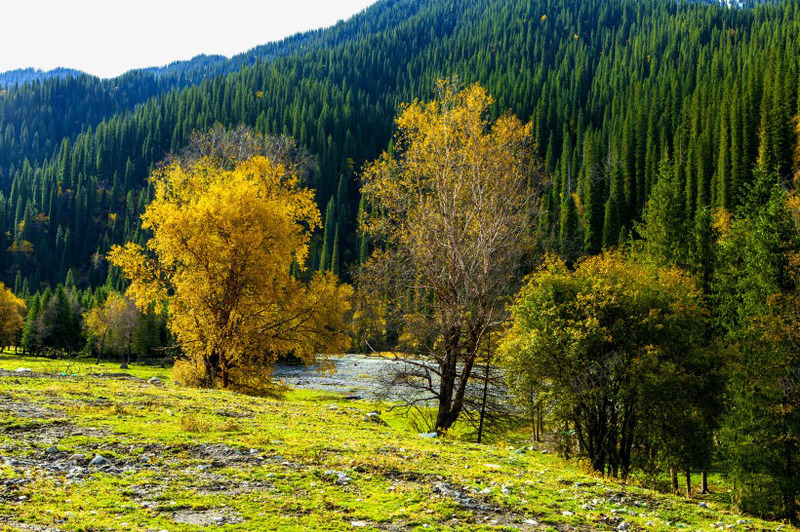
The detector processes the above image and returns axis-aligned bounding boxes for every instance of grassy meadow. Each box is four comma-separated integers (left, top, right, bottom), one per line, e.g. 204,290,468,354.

0,353,791,531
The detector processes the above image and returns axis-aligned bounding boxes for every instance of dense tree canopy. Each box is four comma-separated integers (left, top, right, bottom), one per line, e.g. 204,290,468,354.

109,154,352,393
501,253,720,479
3,0,800,293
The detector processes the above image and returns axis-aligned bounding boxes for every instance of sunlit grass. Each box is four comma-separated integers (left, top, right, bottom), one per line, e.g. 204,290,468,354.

0,352,792,531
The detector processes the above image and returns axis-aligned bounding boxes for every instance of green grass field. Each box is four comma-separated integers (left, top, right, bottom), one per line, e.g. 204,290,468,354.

0,353,792,531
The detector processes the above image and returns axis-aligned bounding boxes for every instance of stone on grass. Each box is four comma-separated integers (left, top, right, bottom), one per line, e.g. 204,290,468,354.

363,412,388,426
89,455,107,466
419,432,438,438
148,377,164,386
45,445,59,454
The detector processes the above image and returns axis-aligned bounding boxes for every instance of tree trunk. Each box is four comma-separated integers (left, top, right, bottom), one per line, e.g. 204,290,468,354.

477,340,491,444
670,467,679,493
435,330,460,431
701,471,709,494
783,419,798,525
685,468,692,497
537,402,544,442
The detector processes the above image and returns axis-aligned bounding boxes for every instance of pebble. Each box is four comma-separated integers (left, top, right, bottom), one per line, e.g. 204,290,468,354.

524,519,539,526
418,432,438,438
45,446,58,454
89,455,107,466
562,510,574,516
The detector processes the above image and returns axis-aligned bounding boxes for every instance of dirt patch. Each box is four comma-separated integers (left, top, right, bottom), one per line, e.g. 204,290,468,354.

0,396,67,421
170,507,245,526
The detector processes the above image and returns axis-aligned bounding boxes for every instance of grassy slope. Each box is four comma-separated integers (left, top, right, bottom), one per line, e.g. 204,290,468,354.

0,354,792,532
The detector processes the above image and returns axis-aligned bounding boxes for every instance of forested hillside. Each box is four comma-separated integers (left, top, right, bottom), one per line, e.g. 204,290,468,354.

0,68,85,87
1,0,799,293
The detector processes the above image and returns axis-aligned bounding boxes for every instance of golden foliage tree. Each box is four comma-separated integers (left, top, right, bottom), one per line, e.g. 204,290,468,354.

0,283,25,349
359,80,541,430
83,293,139,365
110,155,351,394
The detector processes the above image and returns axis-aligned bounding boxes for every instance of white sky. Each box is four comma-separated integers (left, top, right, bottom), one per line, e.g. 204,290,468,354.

0,0,379,79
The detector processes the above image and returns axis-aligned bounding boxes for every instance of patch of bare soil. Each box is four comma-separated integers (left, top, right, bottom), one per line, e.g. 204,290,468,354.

170,507,245,526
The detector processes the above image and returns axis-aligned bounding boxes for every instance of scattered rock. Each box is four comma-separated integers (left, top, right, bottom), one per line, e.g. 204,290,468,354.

324,470,351,485
45,445,59,454
14,368,32,373
524,519,539,526
171,508,244,526
351,521,368,528
363,412,388,426
89,455,107,466
418,432,438,439
148,377,164,386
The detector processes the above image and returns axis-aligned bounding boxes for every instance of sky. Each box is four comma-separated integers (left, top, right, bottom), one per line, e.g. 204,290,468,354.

0,0,378,79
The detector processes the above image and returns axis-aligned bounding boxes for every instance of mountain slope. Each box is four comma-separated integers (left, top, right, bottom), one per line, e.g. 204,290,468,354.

2,0,800,292
0,67,86,87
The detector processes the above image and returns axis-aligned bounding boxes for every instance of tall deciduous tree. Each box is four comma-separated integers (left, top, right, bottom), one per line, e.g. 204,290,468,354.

110,152,351,395
359,80,541,431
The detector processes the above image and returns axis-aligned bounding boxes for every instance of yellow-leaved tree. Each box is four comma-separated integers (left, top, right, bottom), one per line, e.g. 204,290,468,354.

0,283,26,349
359,80,541,431
83,292,139,366
110,152,351,394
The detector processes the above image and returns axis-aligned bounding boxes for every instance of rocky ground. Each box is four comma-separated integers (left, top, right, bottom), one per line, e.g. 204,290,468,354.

271,354,400,400
0,356,792,531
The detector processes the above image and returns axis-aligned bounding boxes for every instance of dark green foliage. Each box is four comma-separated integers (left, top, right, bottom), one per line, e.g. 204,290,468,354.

4,0,800,289
712,173,800,522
